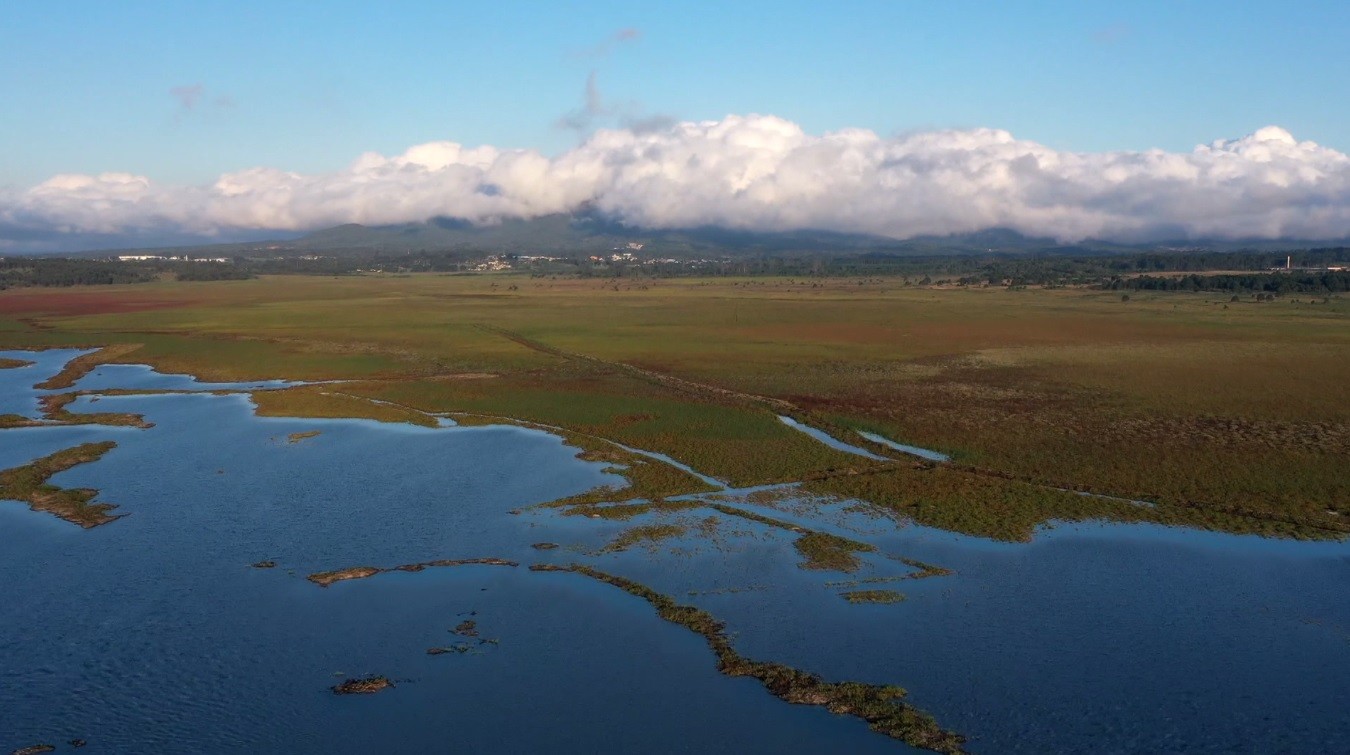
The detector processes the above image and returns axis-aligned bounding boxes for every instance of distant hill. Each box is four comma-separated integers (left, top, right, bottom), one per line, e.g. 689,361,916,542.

284,213,1153,257
48,212,1350,260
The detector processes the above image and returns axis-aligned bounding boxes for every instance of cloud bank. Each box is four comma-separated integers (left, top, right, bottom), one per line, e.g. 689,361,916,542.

3,116,1348,252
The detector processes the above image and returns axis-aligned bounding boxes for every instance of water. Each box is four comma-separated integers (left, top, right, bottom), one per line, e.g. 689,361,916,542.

857,430,951,462
610,439,728,488
69,362,311,393
3,350,1348,753
673,522,1350,753
777,415,888,460
0,356,901,754
440,412,729,489
0,348,94,417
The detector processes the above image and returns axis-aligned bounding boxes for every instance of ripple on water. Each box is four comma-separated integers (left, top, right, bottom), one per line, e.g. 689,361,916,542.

3,349,1349,754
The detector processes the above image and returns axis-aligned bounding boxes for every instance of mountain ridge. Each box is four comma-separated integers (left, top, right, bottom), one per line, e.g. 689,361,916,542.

32,213,1350,259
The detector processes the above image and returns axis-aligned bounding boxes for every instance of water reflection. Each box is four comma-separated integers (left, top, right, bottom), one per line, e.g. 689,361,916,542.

2,350,1347,754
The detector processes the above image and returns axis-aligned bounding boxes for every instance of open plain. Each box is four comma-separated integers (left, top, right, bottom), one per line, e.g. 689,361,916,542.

2,274,1344,541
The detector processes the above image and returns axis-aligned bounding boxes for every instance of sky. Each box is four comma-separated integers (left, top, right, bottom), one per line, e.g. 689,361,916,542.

2,0,1348,252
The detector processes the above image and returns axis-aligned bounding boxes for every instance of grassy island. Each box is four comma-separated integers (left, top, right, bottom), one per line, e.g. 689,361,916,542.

841,589,907,604
794,531,877,572
332,676,393,695
307,557,518,587
530,563,966,753
0,442,122,527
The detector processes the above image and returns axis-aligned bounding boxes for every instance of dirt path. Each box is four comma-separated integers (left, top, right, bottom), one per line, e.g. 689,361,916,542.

475,324,800,413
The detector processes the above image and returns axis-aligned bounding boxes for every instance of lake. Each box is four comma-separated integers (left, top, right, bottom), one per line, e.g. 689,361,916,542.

2,350,1347,753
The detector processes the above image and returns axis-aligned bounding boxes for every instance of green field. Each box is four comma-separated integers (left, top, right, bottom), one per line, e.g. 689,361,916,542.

2,274,1345,541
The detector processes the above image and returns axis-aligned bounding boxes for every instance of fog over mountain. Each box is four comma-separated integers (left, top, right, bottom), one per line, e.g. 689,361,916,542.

3,116,1348,253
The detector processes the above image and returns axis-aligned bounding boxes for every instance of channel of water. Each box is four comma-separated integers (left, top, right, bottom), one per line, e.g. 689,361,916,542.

2,350,1347,754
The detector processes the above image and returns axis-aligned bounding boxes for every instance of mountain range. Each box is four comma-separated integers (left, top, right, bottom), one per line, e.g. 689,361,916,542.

58,213,1350,259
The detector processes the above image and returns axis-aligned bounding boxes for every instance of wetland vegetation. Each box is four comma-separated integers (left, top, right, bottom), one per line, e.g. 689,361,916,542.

530,563,966,753
0,442,122,527
38,393,151,428
35,344,143,390
793,531,877,573
252,387,439,427
601,523,689,553
1,267,1346,752
1,272,1343,541
0,392,150,429
841,589,907,604
331,677,394,695
307,558,519,587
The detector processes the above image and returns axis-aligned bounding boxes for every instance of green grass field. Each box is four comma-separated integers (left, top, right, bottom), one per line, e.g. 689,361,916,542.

2,274,1344,540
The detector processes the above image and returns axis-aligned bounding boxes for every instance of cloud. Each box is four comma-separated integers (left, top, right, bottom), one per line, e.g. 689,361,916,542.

555,71,677,139
170,83,205,111
574,27,642,60
3,117,1349,251
557,29,657,137
554,72,607,132
621,114,678,134
169,84,235,120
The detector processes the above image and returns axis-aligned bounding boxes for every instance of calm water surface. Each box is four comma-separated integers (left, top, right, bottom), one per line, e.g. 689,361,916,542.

2,352,1346,753
0,348,93,417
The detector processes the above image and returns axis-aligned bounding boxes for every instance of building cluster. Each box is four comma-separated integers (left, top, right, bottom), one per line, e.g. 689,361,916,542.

471,256,513,272
116,254,229,263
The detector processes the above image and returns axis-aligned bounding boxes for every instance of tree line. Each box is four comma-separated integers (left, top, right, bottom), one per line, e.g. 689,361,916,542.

1,247,1345,291
1107,271,1350,294
0,258,158,288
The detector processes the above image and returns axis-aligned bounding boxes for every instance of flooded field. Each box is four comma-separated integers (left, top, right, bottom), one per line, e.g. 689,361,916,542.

2,350,1348,753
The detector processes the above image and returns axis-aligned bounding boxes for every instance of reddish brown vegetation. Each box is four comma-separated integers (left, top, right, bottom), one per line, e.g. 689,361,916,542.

0,291,188,317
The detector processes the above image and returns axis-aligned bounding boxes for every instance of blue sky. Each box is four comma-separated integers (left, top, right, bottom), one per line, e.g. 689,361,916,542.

2,1,1348,251
3,0,1347,187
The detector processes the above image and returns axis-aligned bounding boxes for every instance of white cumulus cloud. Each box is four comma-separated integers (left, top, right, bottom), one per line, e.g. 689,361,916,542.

3,116,1349,251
